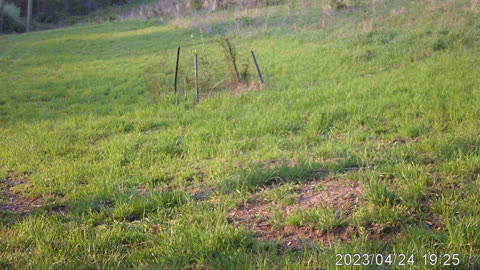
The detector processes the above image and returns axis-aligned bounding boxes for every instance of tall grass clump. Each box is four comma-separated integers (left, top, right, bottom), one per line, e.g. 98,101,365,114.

286,206,343,232
217,36,254,92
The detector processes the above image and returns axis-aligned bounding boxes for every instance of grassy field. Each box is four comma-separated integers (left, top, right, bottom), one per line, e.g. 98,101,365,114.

1,0,479,268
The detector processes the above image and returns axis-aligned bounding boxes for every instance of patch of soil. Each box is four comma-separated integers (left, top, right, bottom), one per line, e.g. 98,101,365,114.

227,179,370,247
261,158,298,169
378,137,420,150
189,185,214,201
298,179,364,214
425,216,445,231
47,205,69,216
136,187,149,197
231,81,261,96
366,223,402,241
0,171,45,213
418,197,447,231
251,222,360,248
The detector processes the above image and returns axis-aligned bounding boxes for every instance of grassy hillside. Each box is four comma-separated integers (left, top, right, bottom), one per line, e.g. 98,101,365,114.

1,0,479,268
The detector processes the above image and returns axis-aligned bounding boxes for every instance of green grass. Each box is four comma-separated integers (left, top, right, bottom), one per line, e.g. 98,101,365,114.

286,206,343,232
1,0,480,268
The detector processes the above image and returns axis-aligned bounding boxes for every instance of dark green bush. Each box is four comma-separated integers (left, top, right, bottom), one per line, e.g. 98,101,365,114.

330,0,347,9
432,38,448,51
3,3,25,33
190,0,203,10
8,0,128,25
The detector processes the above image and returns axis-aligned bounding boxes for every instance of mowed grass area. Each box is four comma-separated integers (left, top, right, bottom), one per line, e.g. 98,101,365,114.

1,0,480,268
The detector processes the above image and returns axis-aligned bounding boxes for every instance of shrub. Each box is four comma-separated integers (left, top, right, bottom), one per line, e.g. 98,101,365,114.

190,0,203,10
3,3,25,33
432,38,448,51
365,182,396,206
330,0,347,9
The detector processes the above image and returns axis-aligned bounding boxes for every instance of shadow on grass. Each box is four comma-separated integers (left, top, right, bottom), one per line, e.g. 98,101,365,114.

0,189,189,228
0,210,27,227
219,158,371,194
64,189,189,223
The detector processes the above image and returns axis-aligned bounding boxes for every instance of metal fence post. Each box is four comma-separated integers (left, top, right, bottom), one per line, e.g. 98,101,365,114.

194,54,199,103
251,51,264,85
174,47,181,93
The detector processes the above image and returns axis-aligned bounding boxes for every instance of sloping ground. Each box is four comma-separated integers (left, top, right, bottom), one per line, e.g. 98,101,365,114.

0,0,479,268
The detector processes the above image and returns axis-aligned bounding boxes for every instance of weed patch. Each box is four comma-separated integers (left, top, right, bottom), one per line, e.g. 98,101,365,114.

227,179,367,247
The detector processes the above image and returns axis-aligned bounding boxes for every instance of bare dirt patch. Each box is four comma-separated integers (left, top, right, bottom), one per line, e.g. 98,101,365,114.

227,179,367,247
425,216,446,231
378,137,420,150
0,171,45,213
231,81,262,96
297,179,364,213
189,185,214,201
